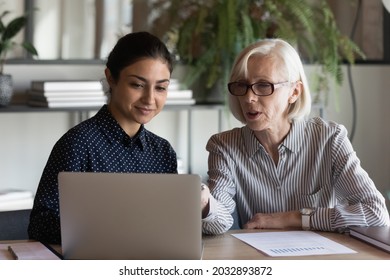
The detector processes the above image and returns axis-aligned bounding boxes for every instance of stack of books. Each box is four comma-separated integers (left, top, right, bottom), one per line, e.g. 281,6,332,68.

166,79,195,105
0,189,34,211
27,80,107,108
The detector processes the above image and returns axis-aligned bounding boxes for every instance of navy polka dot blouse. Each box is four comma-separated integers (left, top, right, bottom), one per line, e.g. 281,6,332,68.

28,105,177,244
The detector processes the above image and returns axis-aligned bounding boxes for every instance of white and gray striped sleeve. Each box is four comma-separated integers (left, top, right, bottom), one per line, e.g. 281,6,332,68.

202,133,236,235
314,122,390,231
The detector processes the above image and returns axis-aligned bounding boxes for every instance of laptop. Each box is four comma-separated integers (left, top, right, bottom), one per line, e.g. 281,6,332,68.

349,226,390,253
58,172,202,260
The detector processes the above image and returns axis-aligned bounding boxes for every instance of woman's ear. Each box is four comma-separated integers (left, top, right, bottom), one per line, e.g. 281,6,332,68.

105,68,115,87
289,81,303,103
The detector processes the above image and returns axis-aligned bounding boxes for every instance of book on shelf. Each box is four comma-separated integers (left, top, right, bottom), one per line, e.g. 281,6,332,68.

28,92,107,103
168,79,194,99
27,89,105,98
0,189,34,211
31,80,103,92
0,197,34,211
165,98,196,105
28,99,107,108
167,89,193,99
0,189,33,202
349,226,390,253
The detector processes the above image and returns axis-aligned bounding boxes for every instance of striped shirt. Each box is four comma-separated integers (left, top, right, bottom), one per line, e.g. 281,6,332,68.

202,117,389,235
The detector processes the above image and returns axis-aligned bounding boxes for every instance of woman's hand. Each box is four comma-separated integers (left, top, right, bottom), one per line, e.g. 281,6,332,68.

243,211,301,230
201,184,210,218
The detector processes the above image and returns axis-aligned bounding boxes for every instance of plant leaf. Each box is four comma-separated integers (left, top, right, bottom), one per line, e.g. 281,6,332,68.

22,42,38,56
2,16,27,41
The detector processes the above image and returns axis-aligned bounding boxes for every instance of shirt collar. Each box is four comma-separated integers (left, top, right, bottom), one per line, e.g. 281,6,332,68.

95,105,147,150
281,119,305,153
243,119,305,157
242,126,263,158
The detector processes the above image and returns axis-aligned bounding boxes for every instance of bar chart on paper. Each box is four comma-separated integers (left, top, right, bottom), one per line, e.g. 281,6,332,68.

232,231,357,257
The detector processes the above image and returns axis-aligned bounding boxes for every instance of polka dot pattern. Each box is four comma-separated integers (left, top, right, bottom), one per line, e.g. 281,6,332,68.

28,105,177,244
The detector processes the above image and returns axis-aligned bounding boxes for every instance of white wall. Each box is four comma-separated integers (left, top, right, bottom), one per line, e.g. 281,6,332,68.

1,63,389,211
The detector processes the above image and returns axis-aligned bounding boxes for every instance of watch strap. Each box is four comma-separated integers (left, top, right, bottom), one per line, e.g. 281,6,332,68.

300,207,316,230
301,214,311,230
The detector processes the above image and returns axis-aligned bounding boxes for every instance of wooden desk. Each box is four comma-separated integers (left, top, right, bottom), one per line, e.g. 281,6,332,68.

1,229,389,260
202,229,390,260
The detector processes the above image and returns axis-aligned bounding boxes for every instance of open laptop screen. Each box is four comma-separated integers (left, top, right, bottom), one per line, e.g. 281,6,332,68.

58,172,202,260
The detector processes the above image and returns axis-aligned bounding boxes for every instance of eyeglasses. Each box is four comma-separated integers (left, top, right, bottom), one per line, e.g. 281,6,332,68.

227,81,293,96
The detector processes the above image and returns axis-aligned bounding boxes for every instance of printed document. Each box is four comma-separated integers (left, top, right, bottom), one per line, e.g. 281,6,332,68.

232,231,357,257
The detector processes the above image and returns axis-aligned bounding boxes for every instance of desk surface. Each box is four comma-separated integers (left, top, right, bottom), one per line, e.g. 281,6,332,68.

202,229,390,260
1,229,389,260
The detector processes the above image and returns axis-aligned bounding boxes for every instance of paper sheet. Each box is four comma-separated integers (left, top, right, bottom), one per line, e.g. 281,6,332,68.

231,231,357,257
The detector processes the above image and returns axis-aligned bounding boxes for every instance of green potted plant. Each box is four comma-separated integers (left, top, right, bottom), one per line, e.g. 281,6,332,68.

151,0,364,104
0,10,38,106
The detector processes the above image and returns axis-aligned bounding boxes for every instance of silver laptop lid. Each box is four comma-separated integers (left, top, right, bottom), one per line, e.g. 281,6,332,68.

58,172,202,260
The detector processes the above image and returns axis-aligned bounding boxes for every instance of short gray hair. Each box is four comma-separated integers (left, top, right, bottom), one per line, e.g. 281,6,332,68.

228,38,311,123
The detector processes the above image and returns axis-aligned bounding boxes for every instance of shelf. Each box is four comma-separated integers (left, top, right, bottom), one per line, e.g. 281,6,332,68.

0,103,226,174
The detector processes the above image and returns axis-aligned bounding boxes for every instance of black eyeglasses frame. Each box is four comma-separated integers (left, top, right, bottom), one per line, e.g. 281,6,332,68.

227,81,293,96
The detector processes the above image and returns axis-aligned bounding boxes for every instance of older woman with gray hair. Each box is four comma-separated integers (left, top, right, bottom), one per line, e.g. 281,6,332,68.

200,38,389,235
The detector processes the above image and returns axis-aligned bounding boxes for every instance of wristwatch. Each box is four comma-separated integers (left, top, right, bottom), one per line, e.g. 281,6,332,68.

300,208,316,230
